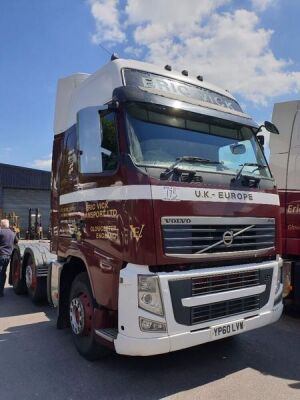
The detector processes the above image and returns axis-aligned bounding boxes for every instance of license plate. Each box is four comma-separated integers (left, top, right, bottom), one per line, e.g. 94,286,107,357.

211,320,245,339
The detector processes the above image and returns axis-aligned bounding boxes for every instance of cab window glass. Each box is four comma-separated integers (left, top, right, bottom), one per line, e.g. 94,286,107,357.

101,113,118,171
219,141,261,175
60,127,78,192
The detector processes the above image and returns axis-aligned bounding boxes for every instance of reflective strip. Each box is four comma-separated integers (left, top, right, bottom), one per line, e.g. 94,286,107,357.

59,185,151,205
151,186,279,205
59,185,280,206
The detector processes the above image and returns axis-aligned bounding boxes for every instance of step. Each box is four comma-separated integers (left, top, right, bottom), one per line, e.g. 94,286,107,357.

95,328,118,342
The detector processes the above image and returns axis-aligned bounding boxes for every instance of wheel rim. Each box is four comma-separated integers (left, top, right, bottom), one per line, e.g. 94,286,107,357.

70,293,93,336
25,264,37,290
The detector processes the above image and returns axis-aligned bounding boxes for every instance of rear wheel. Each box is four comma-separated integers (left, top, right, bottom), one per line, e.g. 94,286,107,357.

25,255,47,303
11,251,27,294
69,272,109,360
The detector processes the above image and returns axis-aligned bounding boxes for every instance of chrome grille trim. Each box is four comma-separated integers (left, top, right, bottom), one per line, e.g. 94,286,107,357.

161,217,275,225
162,216,275,258
192,270,260,296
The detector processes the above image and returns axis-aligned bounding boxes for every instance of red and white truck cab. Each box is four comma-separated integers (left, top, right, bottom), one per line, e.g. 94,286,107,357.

269,100,300,308
11,57,283,359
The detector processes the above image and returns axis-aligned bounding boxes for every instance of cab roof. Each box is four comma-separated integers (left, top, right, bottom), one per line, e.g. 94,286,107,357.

54,58,247,135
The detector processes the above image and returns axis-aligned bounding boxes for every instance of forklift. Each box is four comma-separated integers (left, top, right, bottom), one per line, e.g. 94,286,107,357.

26,208,43,240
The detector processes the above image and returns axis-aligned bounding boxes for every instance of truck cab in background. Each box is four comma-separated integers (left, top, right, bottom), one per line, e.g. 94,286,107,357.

11,57,283,359
269,100,300,309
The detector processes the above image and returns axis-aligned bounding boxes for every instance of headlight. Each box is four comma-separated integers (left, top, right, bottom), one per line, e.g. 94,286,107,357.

138,275,164,316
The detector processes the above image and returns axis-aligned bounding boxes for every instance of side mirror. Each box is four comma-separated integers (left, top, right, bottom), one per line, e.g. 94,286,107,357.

257,135,265,146
230,143,246,155
264,121,279,134
258,121,279,135
77,105,108,173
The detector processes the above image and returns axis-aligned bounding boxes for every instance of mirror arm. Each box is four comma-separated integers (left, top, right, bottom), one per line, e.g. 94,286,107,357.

255,125,265,135
108,100,120,111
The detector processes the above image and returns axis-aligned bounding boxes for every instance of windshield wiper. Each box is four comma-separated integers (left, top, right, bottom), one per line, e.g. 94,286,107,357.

233,162,267,182
160,156,223,180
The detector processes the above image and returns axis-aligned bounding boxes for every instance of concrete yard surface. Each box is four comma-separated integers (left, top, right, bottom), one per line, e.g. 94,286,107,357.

0,280,300,400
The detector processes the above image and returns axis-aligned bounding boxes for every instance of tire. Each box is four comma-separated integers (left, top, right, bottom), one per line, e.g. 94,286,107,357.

10,251,27,295
25,255,47,303
69,272,109,360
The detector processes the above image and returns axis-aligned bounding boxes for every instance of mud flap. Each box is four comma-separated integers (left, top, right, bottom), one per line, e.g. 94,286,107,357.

56,275,70,329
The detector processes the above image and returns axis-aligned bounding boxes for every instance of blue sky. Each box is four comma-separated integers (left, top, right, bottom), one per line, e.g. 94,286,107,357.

0,0,300,170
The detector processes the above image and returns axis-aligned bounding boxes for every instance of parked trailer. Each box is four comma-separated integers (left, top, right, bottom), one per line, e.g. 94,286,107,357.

269,100,300,309
10,56,283,359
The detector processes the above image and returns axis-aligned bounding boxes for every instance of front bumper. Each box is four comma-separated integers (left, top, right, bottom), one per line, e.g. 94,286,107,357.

115,303,283,356
115,260,283,356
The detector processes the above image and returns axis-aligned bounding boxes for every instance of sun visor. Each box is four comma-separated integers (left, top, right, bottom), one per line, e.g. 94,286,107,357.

112,86,258,128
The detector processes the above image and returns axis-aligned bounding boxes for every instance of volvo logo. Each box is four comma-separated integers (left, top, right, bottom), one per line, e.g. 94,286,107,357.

222,230,234,247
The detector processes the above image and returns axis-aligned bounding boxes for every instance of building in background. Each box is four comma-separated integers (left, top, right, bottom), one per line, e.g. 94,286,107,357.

0,163,50,237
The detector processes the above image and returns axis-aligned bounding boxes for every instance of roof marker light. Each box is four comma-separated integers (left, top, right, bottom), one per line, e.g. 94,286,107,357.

197,75,203,81
182,70,188,76
164,65,172,71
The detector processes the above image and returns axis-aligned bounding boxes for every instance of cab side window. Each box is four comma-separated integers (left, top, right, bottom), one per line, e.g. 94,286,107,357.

101,112,118,171
60,127,78,192
77,107,118,173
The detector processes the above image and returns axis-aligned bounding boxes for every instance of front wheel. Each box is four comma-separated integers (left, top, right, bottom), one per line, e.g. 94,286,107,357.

69,272,109,360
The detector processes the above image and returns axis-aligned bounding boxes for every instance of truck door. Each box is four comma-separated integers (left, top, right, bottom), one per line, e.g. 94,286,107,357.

76,106,122,309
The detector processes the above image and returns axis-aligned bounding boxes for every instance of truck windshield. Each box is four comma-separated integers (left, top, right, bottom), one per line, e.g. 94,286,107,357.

125,102,271,179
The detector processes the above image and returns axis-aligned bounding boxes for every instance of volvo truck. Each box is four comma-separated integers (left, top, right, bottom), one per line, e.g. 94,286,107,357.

269,100,300,309
10,56,283,359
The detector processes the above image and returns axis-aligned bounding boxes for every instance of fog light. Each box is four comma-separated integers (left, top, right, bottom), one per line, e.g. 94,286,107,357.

139,317,167,332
